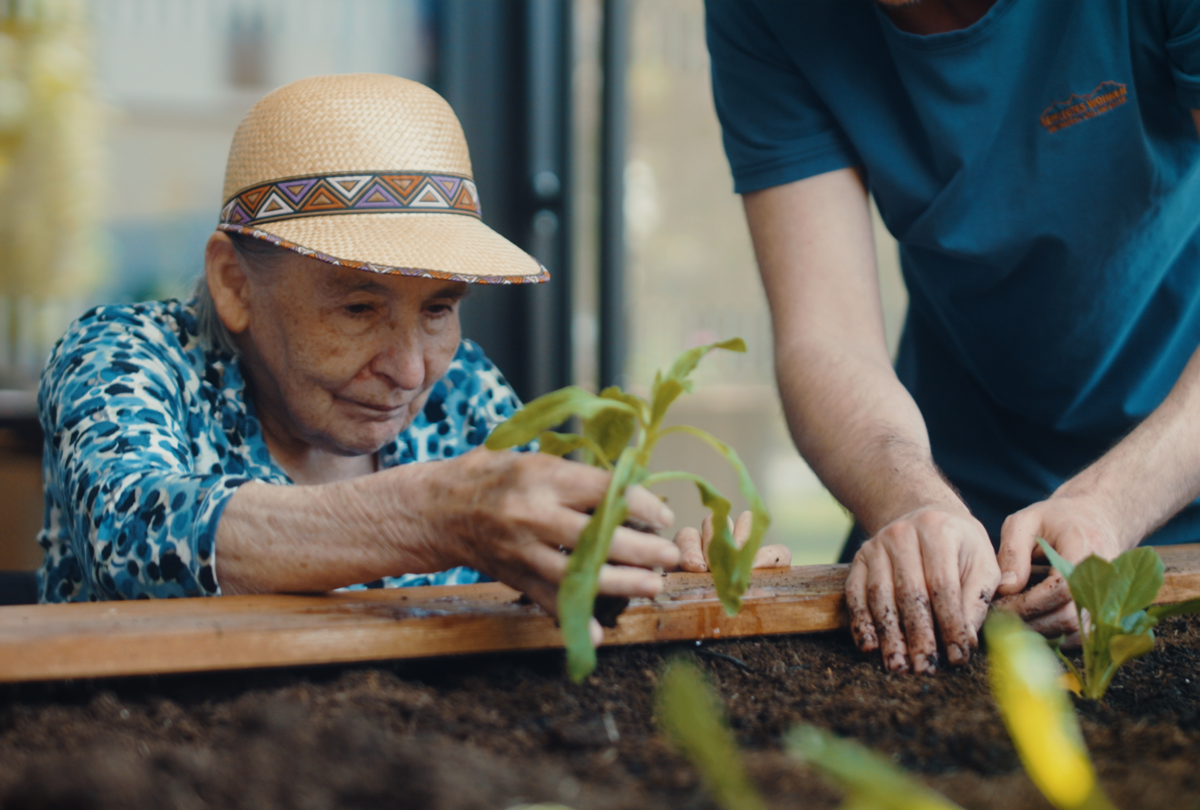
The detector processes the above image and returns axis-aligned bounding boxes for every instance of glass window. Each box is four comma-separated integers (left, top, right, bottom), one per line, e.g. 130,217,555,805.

0,0,435,387
622,0,906,563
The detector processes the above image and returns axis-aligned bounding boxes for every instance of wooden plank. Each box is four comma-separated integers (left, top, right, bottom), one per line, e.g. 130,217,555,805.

2,543,1200,683
0,565,847,683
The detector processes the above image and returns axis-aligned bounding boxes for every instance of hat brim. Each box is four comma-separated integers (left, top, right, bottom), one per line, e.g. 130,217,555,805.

218,212,548,284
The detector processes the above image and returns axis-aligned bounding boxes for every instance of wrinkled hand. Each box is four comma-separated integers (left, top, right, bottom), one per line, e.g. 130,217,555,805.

845,506,999,674
445,448,681,646
673,510,792,573
993,495,1125,646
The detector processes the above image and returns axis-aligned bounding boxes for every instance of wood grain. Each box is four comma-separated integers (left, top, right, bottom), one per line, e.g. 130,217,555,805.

3,543,1200,683
0,565,847,683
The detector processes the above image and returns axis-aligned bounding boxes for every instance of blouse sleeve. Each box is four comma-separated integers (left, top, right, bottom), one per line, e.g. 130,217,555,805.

39,306,247,601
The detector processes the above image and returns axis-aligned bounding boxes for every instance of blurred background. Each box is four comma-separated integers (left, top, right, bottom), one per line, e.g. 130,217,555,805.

0,0,906,574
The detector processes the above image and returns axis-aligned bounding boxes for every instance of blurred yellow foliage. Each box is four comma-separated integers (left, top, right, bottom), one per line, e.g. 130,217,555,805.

985,612,1114,810
0,0,104,303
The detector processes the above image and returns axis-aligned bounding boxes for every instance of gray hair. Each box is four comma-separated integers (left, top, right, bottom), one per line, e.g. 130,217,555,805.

192,273,240,357
192,232,286,357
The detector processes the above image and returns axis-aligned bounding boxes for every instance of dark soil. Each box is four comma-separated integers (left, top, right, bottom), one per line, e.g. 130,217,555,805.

3,616,1200,810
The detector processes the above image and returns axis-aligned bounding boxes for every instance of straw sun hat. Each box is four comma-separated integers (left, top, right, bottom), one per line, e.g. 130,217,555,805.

217,73,547,284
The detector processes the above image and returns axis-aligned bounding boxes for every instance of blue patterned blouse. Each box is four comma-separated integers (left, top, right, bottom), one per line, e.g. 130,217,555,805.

36,298,523,603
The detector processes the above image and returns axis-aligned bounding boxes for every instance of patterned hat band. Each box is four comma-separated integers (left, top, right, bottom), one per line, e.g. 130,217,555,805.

219,170,482,228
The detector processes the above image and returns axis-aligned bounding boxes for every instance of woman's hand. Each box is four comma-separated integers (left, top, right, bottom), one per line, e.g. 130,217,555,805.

672,510,791,573
432,447,682,644
218,447,680,649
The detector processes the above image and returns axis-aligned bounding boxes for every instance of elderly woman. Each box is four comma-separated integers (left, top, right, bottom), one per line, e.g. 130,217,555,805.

36,74,786,636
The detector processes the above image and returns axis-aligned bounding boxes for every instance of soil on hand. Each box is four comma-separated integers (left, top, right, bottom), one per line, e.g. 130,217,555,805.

3,616,1200,810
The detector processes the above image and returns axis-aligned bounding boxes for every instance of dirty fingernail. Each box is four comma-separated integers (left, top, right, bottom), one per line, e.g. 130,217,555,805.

1000,571,1017,586
946,643,965,666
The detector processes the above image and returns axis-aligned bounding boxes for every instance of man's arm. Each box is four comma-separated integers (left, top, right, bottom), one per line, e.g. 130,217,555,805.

743,167,999,673
993,110,1200,637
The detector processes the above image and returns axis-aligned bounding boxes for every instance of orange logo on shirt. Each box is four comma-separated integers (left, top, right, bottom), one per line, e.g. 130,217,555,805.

1040,81,1127,133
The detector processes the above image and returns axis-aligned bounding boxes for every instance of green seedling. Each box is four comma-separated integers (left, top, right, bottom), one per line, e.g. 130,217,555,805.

1037,539,1200,702
787,726,963,810
657,656,962,810
486,337,770,682
985,611,1115,810
657,657,766,810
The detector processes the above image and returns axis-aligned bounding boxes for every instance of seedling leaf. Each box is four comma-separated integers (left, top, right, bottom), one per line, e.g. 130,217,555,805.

485,386,636,450
1147,597,1200,621
1069,556,1116,628
660,425,770,614
786,725,963,810
649,378,687,430
1108,632,1155,668
599,385,648,417
650,338,746,429
583,391,639,466
657,658,766,810
665,336,747,383
486,335,765,681
1039,539,1075,581
1107,547,1164,619
985,612,1115,810
559,447,638,683
536,431,612,469
1036,540,1179,701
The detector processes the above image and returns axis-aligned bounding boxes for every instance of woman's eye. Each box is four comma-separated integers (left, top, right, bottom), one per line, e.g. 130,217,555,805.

425,304,453,317
345,303,373,316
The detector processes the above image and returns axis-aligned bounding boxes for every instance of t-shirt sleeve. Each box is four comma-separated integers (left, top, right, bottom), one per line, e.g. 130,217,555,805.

39,307,248,601
1162,0,1200,108
705,0,859,194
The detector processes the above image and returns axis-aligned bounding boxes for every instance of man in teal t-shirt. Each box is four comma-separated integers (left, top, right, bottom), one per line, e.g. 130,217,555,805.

706,0,1200,674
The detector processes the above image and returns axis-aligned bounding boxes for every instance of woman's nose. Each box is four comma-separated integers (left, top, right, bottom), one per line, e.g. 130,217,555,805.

369,330,426,390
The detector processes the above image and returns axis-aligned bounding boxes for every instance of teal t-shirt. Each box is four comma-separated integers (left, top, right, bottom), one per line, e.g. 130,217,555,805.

707,0,1200,544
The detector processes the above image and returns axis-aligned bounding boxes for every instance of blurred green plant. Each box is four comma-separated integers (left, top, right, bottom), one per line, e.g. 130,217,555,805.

656,655,963,810
486,337,770,682
657,657,766,810
1038,539,1200,702
786,726,963,810
985,611,1115,810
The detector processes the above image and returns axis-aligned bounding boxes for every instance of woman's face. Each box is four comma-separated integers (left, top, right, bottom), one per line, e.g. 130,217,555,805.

236,252,467,458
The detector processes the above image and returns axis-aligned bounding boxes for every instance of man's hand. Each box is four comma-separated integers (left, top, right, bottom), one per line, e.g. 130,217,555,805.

844,506,999,674
441,447,681,645
673,510,792,572
993,495,1125,644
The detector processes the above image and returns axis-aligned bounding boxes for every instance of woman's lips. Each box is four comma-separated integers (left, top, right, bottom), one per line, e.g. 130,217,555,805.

340,397,409,418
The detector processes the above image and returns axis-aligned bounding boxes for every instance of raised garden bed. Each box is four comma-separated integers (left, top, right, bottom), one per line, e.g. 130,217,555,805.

3,612,1200,810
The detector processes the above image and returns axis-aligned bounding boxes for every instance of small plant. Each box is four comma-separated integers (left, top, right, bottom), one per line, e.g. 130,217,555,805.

985,611,1115,810
486,338,770,682
656,656,963,810
658,657,765,810
786,726,964,810
1037,539,1200,701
